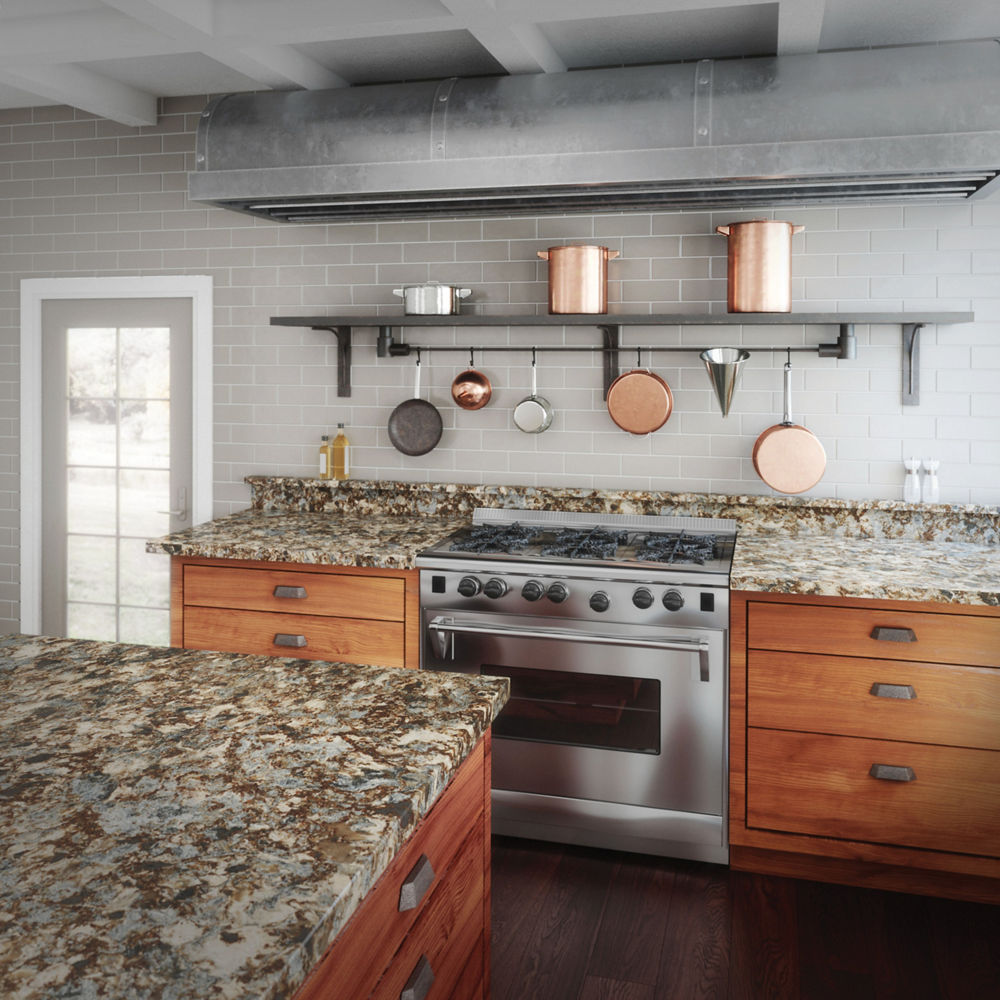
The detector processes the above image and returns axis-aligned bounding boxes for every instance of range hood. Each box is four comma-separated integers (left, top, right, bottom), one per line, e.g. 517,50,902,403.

189,40,1000,222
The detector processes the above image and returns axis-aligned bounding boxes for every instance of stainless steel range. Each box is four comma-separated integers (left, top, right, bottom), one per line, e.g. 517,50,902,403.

417,508,736,864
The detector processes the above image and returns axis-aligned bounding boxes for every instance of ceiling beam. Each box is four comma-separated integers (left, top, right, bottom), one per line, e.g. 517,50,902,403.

777,0,827,55
0,64,157,126
439,0,566,73
102,0,348,89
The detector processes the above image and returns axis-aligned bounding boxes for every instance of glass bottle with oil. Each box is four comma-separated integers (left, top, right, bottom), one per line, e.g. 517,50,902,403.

332,423,350,480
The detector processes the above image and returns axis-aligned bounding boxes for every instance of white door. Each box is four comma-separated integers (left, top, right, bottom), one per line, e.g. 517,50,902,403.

38,298,192,644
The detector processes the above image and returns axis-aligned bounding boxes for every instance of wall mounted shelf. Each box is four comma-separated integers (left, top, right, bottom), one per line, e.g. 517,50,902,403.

270,311,974,404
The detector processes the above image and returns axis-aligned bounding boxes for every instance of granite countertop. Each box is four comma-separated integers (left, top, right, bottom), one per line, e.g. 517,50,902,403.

731,530,1000,606
147,510,468,569
0,635,508,1000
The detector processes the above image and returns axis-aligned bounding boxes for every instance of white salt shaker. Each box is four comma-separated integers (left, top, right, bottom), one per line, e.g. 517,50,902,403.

903,456,921,503
922,459,940,503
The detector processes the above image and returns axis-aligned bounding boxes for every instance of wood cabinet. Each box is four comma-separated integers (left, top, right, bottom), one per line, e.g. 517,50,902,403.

293,734,492,1000
170,556,420,668
730,591,1000,903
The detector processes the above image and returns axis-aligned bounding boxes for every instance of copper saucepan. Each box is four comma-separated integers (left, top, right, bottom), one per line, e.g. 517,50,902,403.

451,352,493,410
752,359,826,493
606,353,673,435
537,245,620,314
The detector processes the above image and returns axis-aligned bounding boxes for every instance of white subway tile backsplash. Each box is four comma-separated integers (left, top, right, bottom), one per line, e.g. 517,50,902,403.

0,102,997,630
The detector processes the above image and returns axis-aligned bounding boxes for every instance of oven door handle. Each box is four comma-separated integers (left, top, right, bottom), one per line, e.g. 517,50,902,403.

427,617,712,682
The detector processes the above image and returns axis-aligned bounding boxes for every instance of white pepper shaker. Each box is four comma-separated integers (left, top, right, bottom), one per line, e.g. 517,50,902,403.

903,456,921,503
922,459,940,503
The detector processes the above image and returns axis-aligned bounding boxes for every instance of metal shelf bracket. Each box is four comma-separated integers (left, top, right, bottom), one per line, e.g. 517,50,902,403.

902,323,923,405
311,325,352,396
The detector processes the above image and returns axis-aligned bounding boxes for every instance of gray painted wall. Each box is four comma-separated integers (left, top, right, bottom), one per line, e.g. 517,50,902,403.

1,96,998,627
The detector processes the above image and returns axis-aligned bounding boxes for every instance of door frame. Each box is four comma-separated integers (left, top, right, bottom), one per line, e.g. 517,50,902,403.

20,275,213,634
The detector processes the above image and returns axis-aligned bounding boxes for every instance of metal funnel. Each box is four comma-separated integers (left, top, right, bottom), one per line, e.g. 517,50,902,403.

700,348,750,417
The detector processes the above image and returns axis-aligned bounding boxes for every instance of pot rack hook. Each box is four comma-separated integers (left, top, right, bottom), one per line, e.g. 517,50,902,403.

416,346,422,367
785,346,791,371
531,346,537,367
636,346,642,368
469,347,475,368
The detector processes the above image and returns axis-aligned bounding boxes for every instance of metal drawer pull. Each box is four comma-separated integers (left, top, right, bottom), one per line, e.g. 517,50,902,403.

870,682,917,700
400,955,434,1000
273,633,307,648
398,853,435,912
870,626,917,642
274,585,308,599
869,763,917,782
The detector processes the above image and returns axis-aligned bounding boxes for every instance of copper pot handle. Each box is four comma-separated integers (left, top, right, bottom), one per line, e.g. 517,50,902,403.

792,225,805,234
716,225,731,236
605,250,620,259
536,250,550,260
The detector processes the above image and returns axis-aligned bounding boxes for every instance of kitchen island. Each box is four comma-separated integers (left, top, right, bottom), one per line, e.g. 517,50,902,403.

0,634,508,1000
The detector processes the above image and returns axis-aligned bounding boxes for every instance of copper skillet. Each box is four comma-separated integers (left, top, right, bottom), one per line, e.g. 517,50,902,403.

606,350,673,435
752,358,826,493
451,350,493,410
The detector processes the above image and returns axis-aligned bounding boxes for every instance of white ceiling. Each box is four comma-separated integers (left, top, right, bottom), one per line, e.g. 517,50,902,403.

0,0,998,126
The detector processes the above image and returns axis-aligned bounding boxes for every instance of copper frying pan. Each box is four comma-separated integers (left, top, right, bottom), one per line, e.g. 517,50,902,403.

606,354,673,435
753,360,826,493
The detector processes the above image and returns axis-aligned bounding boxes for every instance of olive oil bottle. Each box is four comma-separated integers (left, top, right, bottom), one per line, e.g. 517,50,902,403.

332,423,350,480
318,434,331,480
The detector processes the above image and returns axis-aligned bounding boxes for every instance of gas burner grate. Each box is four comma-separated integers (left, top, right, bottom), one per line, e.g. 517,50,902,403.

540,527,629,561
637,532,718,565
449,522,542,554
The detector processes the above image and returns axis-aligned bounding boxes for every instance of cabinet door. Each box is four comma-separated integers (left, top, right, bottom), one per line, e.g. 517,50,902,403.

184,564,405,620
748,602,1000,667
747,650,1000,750
183,607,405,667
747,728,1000,856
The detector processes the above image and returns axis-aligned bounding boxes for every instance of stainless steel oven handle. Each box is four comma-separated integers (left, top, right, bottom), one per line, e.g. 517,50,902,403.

427,617,712,681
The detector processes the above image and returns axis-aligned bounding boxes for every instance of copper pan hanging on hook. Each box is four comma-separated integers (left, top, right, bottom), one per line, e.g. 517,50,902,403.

606,347,673,435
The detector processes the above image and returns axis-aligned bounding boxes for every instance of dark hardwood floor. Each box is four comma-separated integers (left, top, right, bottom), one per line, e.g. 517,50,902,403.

491,836,1000,1000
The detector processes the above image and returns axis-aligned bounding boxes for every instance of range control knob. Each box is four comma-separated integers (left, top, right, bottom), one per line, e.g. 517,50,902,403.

589,591,610,613
483,578,508,599
521,580,545,602
457,576,481,598
632,587,654,609
546,582,569,604
662,589,685,612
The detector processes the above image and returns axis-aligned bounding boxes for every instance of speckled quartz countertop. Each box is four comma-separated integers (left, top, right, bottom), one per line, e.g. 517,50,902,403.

148,509,468,569
0,635,508,1000
148,478,999,607
730,531,999,606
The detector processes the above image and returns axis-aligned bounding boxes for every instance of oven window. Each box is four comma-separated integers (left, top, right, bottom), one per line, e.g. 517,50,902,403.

483,665,660,754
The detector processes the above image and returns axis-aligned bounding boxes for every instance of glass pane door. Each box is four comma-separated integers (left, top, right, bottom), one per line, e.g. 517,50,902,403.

41,299,192,645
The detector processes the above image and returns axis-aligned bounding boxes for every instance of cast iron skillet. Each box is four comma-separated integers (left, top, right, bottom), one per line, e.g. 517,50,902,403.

388,354,443,456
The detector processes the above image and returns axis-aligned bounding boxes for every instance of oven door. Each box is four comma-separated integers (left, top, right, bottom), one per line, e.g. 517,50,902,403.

423,611,727,817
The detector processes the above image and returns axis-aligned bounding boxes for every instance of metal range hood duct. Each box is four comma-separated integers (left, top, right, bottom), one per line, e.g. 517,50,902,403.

189,40,1000,222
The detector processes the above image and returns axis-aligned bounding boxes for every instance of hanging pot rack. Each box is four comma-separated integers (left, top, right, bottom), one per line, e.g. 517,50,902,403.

270,311,974,404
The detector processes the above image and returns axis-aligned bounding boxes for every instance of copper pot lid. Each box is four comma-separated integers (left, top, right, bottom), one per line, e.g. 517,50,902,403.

606,358,673,436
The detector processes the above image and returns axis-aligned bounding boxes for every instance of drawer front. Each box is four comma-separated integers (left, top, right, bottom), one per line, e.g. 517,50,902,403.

370,816,485,1000
748,602,1000,668
293,740,485,1000
747,728,1000,856
748,650,1000,750
184,565,405,621
184,606,405,668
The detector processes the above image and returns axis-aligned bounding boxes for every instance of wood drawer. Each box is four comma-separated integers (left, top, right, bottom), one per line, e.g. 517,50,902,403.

747,728,1000,857
371,816,485,1000
183,606,405,668
747,601,1000,667
294,740,485,1000
748,650,1000,750
183,564,405,621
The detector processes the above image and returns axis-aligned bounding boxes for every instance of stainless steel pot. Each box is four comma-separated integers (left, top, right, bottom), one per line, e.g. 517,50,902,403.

537,245,620,314
392,282,472,315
